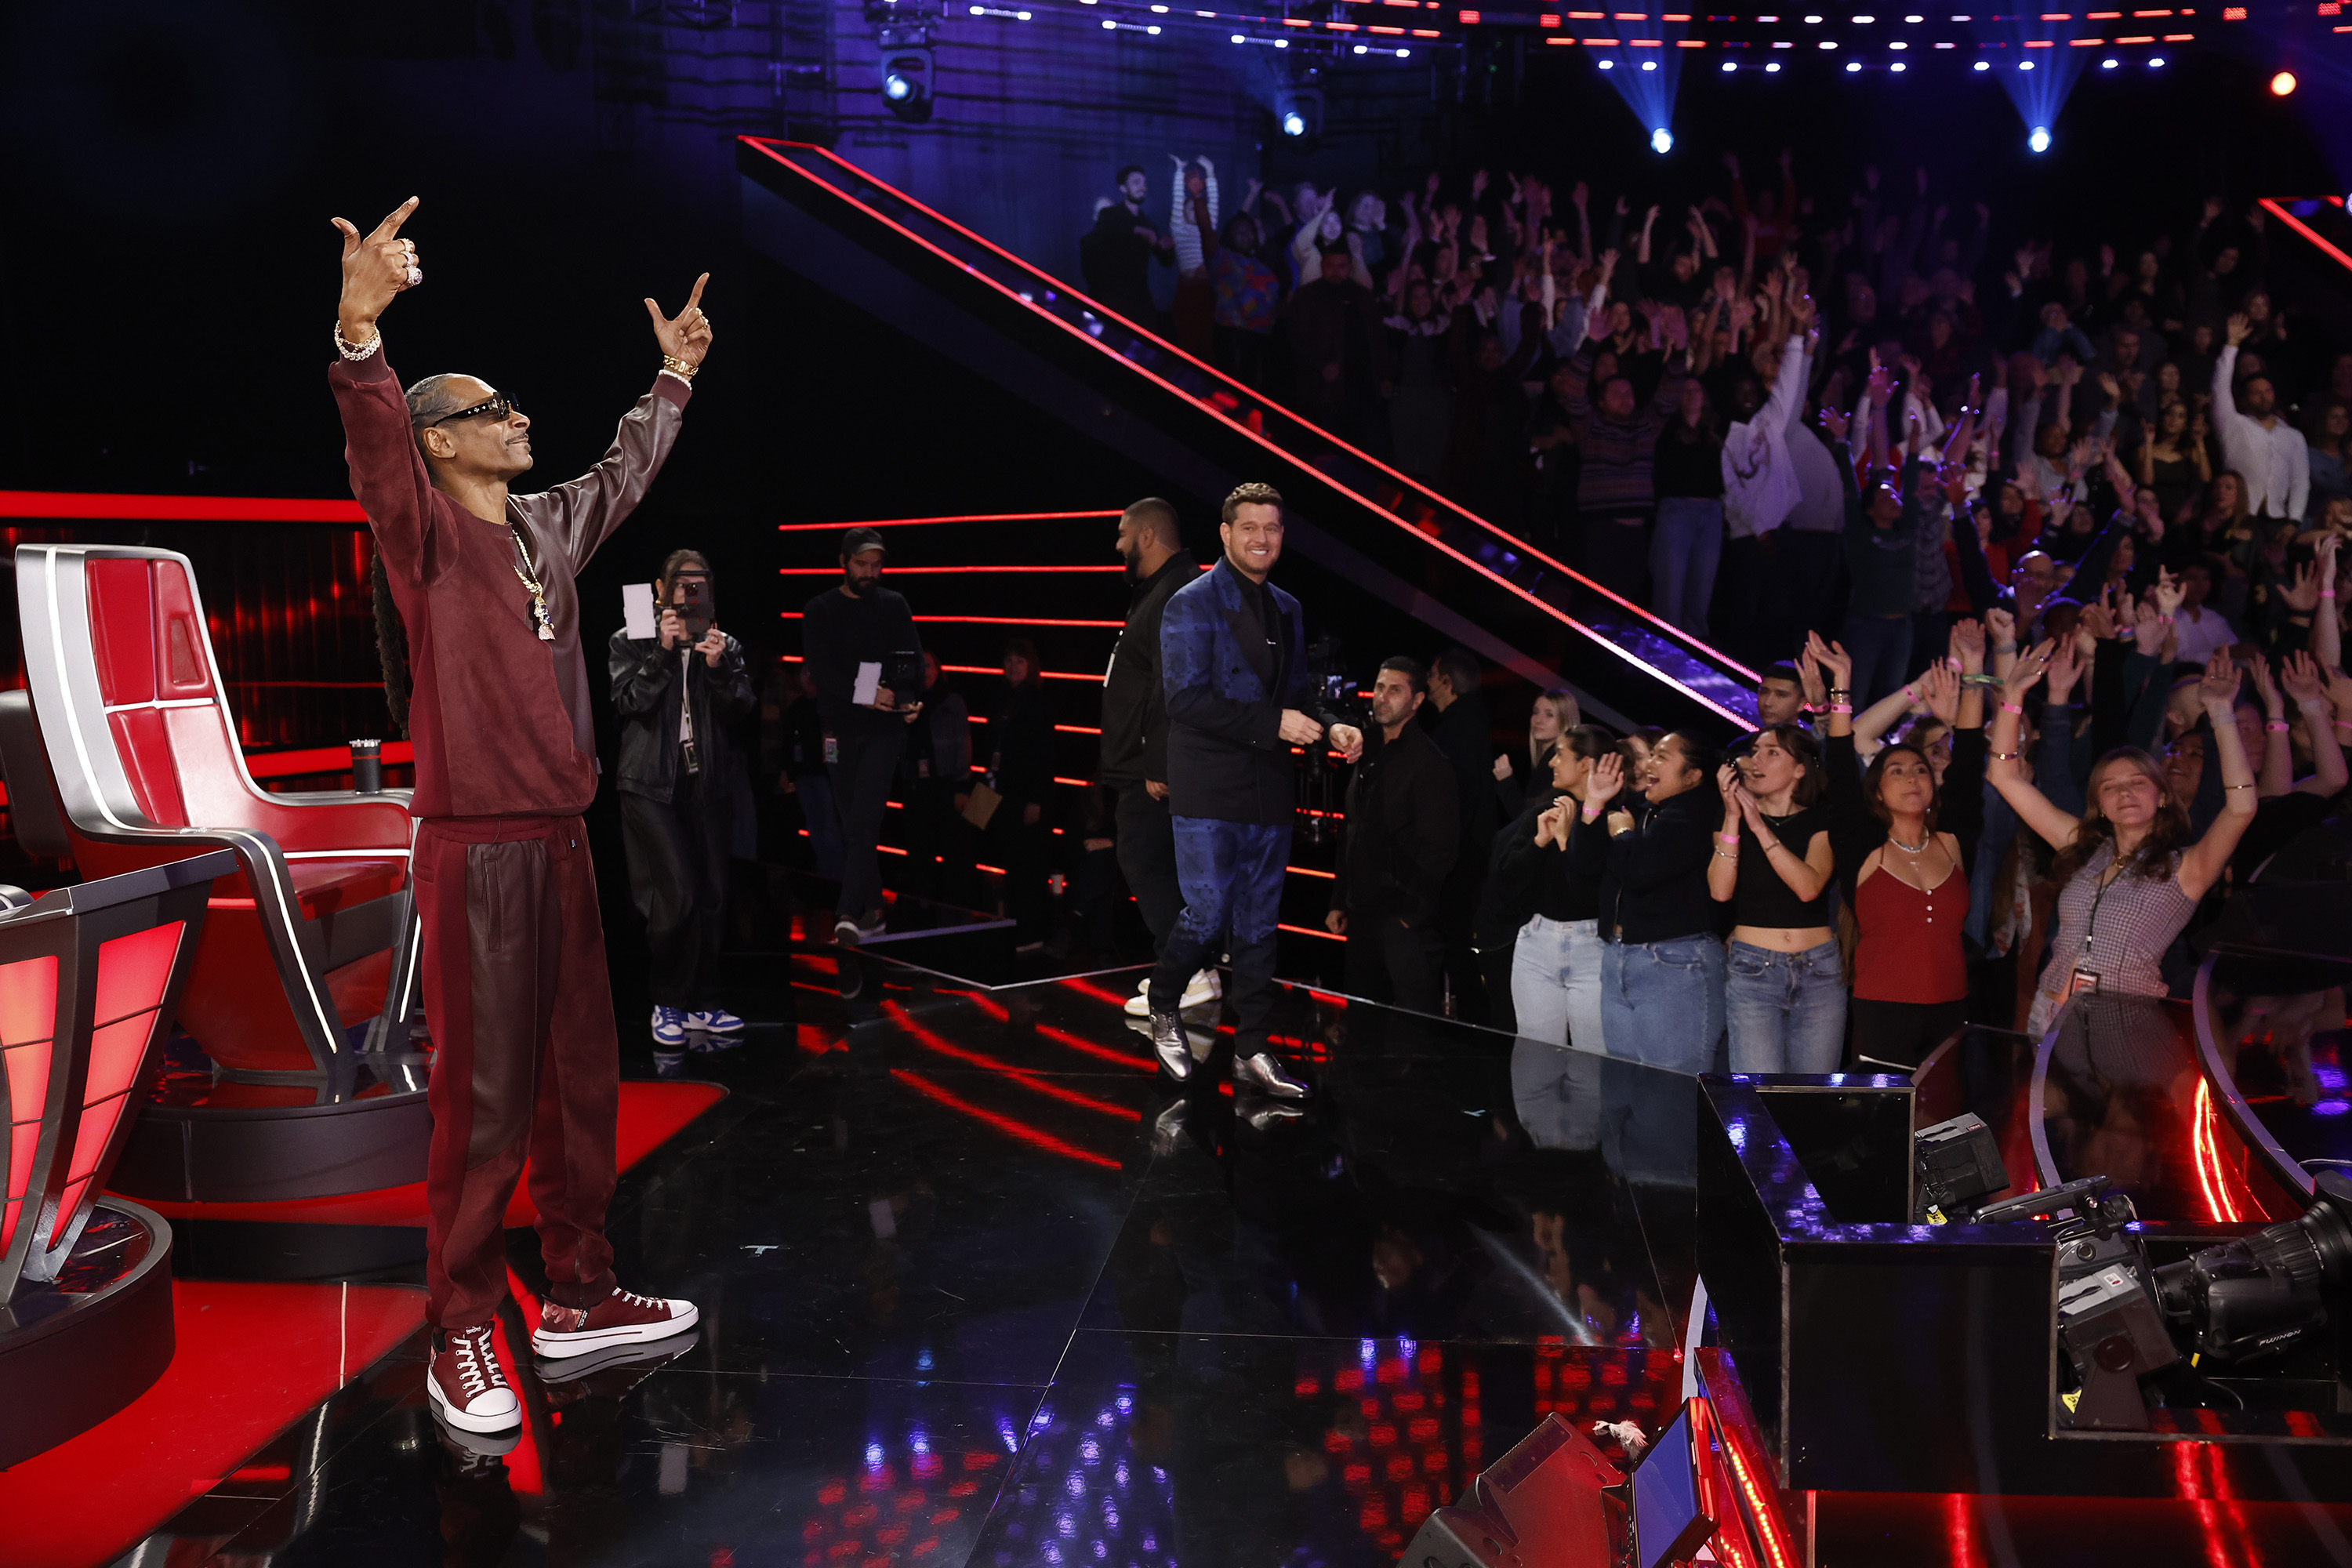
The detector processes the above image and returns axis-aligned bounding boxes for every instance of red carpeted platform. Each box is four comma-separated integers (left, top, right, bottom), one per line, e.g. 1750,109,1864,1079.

121,1078,727,1227
0,1080,728,1565
0,1280,426,1568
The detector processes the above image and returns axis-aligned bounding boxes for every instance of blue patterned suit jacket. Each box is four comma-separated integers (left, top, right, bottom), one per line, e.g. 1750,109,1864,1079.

1160,558,1337,826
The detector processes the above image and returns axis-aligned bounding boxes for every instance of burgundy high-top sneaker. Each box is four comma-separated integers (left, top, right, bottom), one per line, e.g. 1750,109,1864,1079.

530,1283,699,1359
427,1322,522,1433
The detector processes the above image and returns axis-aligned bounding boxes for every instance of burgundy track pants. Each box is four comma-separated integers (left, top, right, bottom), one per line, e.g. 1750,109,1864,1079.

414,814,619,1329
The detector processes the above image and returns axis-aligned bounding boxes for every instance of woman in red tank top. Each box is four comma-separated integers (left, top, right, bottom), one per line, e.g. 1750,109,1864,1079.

1809,628,1989,1070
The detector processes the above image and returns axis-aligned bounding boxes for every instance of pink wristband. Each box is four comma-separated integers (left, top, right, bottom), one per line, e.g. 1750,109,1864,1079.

1717,833,1741,845
1999,701,2024,715
2325,588,2339,600
2267,720,2292,733
1828,702,1853,715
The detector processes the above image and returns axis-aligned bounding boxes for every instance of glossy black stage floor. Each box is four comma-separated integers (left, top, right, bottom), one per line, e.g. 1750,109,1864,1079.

85,895,2352,1567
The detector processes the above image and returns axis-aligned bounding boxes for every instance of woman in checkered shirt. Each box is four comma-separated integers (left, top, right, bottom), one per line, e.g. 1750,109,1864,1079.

1985,641,2259,1037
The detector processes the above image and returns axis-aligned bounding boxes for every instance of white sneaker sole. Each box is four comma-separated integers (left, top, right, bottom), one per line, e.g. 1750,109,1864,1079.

531,1327,699,1383
1123,972,1221,1017
530,1298,701,1360
426,1370,521,1434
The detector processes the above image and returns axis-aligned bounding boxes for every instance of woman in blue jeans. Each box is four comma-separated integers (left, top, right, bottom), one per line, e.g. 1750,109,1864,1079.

1570,731,1726,1076
1707,724,1842,1073
1503,725,1617,1055
1650,379,1726,639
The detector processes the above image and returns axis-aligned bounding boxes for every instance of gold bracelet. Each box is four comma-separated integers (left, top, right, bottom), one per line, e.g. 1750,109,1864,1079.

661,354,699,380
334,321,381,361
2224,782,2256,792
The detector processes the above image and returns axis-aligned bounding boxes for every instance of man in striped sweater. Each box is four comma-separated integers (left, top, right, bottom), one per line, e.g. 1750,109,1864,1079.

1563,292,1693,604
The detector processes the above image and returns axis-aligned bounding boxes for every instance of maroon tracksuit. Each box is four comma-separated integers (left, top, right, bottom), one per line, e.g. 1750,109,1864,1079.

331,347,690,1329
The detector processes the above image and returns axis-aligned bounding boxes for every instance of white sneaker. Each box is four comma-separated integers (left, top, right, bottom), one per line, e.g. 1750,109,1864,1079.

426,1323,521,1434
1179,969,1221,1009
1123,969,1221,1016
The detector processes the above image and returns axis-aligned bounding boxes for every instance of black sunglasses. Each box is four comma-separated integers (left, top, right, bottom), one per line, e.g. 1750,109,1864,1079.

419,393,519,428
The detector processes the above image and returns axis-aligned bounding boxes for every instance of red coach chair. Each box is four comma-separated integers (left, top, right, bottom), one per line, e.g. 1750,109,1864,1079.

0,851,226,1468
3,544,430,1200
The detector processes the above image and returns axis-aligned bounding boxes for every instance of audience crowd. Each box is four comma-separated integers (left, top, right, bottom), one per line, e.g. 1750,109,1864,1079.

732,146,2352,1102
1083,151,2350,687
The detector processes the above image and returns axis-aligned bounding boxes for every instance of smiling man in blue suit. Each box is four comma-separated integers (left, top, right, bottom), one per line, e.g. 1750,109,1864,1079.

1146,482,1363,1097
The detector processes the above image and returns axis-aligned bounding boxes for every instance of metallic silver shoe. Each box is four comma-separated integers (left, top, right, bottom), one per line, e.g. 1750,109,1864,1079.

1150,1100,1189,1156
1149,1011,1193,1081
1234,1050,1309,1100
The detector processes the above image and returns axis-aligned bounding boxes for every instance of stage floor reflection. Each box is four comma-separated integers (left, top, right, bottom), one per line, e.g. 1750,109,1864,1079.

110,947,2352,1567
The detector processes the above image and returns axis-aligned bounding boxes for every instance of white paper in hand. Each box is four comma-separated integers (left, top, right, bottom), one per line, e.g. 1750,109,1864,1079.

622,583,658,640
852,662,883,706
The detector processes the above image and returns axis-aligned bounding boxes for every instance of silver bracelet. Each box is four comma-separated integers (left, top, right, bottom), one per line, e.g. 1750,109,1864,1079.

334,322,382,362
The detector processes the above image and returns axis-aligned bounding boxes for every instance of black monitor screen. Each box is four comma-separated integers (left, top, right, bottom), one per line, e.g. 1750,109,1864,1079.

1632,1402,1711,1568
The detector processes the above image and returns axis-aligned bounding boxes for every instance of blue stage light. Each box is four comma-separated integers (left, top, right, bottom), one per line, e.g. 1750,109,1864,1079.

1599,56,1615,67
2101,56,2118,67
1282,111,1306,135
2027,125,2050,152
1652,126,1674,153
884,72,913,99
1765,60,1780,71
1973,58,1988,70
1890,60,1905,71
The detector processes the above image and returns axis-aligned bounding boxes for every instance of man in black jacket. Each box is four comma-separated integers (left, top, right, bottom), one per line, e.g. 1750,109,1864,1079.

1083,165,1173,326
1146,483,1362,1095
609,550,758,1052
800,527,924,944
1326,658,1457,1013
1101,499,1219,1018
1424,647,1501,1023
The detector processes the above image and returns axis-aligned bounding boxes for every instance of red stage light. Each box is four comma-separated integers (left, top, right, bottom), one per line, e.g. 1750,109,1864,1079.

2270,68,2296,93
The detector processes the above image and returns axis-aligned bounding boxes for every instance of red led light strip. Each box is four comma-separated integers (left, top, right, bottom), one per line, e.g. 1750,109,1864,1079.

884,1001,1142,1119
779,611,1127,628
743,141,1757,720
0,491,368,524
2257,198,2352,276
777,564,1127,573
777,510,1121,531
2192,1078,2245,1224
1033,1021,1156,1070
1055,976,1138,1008
888,1067,1123,1168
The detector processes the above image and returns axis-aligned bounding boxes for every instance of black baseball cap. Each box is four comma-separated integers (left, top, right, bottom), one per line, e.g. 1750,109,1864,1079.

839,527,887,560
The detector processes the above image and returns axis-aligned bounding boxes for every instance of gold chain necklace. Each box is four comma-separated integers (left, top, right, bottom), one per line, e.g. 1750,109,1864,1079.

510,528,555,641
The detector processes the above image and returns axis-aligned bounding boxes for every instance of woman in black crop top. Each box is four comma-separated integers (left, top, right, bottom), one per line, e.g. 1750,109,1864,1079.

1707,724,1841,1073
1499,726,1617,1060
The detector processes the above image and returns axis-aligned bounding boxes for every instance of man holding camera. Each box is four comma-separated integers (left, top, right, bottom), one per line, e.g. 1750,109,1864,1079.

611,549,757,1055
326,196,703,1437
800,527,923,944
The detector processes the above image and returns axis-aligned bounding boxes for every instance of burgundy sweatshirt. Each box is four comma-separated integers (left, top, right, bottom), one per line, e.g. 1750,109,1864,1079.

329,347,689,818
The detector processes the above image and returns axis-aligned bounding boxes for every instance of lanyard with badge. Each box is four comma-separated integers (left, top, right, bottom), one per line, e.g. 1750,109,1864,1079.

2058,858,2120,1004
